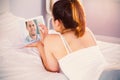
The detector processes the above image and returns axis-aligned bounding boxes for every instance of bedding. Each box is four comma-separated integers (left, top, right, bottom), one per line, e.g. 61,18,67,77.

97,41,120,70
0,40,120,80
0,47,68,80
97,41,120,80
0,12,68,80
0,12,120,80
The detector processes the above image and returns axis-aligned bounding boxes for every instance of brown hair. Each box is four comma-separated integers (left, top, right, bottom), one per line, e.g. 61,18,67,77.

52,0,86,37
71,0,86,37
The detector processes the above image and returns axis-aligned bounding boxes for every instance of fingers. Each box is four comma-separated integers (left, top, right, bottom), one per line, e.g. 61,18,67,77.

39,24,48,33
25,42,37,48
38,24,48,41
39,30,44,41
40,24,48,30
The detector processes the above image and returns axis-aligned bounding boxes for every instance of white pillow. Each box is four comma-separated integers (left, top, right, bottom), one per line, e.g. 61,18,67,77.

0,12,68,80
0,12,27,48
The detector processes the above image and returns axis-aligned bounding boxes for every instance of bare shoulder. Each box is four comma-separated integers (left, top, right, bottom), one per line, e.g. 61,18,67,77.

43,34,60,46
82,28,97,46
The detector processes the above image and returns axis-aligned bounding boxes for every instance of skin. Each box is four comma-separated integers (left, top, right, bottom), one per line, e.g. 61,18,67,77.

26,21,37,40
26,18,96,72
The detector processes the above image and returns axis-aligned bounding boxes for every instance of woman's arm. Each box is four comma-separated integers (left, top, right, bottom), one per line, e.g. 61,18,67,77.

26,24,60,72
38,35,60,72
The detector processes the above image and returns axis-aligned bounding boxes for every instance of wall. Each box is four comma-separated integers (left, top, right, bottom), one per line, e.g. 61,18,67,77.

83,0,120,37
9,0,46,19
9,0,120,38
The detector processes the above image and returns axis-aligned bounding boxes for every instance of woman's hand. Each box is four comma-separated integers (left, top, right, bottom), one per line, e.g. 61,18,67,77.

25,24,48,48
25,40,44,49
39,24,48,42
25,40,44,57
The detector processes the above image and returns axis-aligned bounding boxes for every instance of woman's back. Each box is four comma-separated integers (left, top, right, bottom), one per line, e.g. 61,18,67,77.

58,45,107,80
26,0,108,79
49,28,96,60
46,29,107,80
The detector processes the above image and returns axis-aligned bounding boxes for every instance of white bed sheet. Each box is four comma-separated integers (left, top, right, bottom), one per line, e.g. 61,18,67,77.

97,41,120,70
0,12,120,79
0,12,68,80
0,47,68,80
0,40,120,80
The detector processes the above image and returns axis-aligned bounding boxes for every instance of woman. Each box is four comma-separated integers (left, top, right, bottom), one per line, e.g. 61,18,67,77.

26,0,107,80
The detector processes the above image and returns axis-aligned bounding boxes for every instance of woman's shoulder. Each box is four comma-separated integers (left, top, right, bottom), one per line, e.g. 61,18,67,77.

85,27,95,38
44,34,61,45
45,34,60,40
81,27,97,47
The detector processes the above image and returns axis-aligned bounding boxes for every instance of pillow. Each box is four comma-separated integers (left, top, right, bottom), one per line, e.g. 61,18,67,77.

0,12,27,48
0,12,68,80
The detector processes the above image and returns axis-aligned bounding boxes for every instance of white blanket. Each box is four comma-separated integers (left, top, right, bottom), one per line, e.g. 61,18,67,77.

0,40,120,80
97,41,120,70
0,12,120,80
0,47,68,80
0,12,68,80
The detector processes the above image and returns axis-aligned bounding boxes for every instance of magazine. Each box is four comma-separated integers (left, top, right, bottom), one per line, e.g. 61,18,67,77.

18,16,58,48
20,16,45,47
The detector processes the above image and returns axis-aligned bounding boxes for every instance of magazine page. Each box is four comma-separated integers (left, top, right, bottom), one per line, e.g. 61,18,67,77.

19,16,45,47
24,16,45,45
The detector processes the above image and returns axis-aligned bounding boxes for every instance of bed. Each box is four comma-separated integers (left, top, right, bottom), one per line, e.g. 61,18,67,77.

0,12,120,80
0,12,68,80
0,37,120,80
96,35,120,80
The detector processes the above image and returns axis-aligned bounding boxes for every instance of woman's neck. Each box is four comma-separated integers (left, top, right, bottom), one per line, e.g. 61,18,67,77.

61,28,73,34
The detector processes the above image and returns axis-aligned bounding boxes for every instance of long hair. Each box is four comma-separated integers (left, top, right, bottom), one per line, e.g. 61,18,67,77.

52,0,86,37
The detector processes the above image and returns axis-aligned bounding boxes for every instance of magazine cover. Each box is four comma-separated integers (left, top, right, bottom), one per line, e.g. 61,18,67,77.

24,16,45,44
20,16,45,46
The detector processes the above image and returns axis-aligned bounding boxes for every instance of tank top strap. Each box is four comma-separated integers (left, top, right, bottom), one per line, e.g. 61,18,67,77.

86,27,97,42
58,33,72,54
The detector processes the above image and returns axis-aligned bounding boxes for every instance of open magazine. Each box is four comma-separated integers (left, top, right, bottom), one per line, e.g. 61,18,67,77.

18,16,58,48
25,16,45,43
24,16,45,44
